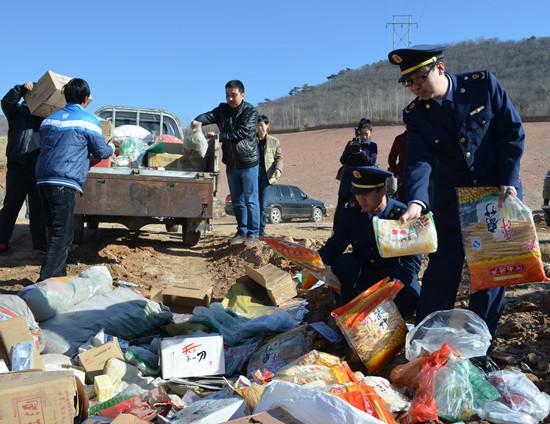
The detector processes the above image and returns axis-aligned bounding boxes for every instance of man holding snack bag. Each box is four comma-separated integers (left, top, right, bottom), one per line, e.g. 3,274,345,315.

388,44,525,334
318,166,421,316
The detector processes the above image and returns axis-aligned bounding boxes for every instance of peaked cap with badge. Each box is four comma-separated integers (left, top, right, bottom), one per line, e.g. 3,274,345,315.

350,166,393,194
388,44,448,82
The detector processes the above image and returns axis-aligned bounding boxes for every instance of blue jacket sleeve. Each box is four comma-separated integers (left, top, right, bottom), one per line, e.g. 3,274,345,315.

362,141,377,166
404,115,434,207
340,142,354,165
488,72,525,187
87,131,113,160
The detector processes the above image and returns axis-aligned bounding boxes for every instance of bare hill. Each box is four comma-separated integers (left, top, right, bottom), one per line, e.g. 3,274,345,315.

259,37,550,131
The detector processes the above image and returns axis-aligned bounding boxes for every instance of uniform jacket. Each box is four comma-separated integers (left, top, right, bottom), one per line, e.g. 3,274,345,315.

318,196,421,288
338,139,377,197
261,134,283,184
36,103,113,193
404,71,524,209
195,101,259,169
1,85,44,165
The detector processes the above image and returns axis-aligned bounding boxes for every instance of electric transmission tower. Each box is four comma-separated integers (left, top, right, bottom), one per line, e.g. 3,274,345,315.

386,15,418,49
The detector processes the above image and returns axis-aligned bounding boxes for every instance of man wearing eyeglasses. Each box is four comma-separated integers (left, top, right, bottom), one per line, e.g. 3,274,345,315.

388,45,524,337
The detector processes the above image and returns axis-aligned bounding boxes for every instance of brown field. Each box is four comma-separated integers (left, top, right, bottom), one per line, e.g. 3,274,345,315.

216,122,550,211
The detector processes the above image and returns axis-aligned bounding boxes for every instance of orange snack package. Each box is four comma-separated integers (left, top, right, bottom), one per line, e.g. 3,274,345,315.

457,187,549,292
331,278,406,374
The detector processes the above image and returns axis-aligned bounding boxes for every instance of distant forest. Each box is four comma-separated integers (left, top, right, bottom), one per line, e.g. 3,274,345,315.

258,37,550,132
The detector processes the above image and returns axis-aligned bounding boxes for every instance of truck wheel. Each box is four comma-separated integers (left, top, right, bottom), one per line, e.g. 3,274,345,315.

269,207,282,224
166,223,179,233
87,218,99,230
182,230,201,246
312,207,323,222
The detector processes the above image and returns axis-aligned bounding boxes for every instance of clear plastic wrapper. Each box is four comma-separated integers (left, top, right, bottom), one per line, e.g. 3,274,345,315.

457,187,549,291
331,278,406,373
487,369,550,422
405,308,491,360
373,212,438,258
11,341,35,371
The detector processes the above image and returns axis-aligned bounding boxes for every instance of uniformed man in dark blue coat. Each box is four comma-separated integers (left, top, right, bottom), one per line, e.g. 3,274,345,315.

388,45,525,335
318,166,421,316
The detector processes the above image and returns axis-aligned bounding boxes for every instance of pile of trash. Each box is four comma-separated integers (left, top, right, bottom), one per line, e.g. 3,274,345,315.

0,255,549,424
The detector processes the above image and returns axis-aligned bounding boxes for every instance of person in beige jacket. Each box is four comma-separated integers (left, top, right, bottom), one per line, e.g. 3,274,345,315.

257,114,283,236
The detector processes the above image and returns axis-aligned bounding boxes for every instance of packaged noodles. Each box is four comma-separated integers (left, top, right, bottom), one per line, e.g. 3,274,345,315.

457,187,548,292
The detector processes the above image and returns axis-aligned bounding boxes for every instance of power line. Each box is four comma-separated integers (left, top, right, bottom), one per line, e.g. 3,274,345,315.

386,15,418,49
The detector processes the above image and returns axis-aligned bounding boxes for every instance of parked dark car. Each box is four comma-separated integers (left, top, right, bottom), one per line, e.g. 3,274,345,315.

543,169,550,226
224,184,327,224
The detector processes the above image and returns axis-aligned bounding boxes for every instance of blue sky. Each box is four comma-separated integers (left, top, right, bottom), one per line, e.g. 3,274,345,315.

1,0,548,124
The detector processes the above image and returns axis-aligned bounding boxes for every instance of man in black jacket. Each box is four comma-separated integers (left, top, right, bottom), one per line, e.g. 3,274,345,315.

192,80,260,245
0,82,46,254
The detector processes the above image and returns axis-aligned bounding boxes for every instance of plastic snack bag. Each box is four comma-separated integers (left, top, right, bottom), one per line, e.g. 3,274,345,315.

275,363,356,386
263,237,341,292
457,187,549,292
373,212,438,258
331,278,406,374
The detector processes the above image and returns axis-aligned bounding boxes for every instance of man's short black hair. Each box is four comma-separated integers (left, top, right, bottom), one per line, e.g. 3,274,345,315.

258,114,269,125
225,80,245,93
357,118,372,131
63,78,90,104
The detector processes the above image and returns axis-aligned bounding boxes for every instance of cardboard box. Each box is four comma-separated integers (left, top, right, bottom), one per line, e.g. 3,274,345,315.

0,316,44,371
245,264,297,306
147,152,186,170
25,70,72,117
160,334,224,379
77,339,123,377
0,370,87,424
224,408,305,424
150,283,212,313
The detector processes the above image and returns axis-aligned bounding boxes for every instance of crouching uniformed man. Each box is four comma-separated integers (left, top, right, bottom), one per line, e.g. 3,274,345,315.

319,166,421,316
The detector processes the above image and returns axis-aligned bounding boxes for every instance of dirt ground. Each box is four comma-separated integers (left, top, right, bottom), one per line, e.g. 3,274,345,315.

1,125,550,396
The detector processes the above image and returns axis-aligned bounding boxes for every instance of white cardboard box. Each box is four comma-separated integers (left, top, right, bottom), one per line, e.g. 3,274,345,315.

160,334,225,379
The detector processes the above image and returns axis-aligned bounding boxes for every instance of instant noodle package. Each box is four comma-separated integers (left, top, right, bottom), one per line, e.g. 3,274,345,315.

456,187,548,292
331,278,406,374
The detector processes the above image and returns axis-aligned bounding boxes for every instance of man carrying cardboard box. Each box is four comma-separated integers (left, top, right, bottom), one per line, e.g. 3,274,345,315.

0,81,47,255
36,78,113,281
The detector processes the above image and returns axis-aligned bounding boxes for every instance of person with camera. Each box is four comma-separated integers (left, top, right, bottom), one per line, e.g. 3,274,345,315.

319,166,421,316
333,118,377,229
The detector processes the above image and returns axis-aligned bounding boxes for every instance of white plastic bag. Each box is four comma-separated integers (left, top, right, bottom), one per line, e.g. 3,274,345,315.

406,309,491,360
18,265,113,321
255,380,384,424
112,125,152,141
0,294,45,352
487,369,550,422
186,127,209,158
479,401,538,424
373,212,437,258
41,288,171,355
191,302,298,346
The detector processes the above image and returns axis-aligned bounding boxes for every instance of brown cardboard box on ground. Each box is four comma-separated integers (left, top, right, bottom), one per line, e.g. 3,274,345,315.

77,339,123,378
150,283,212,313
147,152,186,170
24,70,72,117
0,370,87,424
0,316,44,371
223,407,305,424
245,263,297,306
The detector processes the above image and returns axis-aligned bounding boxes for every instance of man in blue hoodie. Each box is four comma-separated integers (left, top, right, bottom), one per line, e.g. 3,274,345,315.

35,78,113,281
